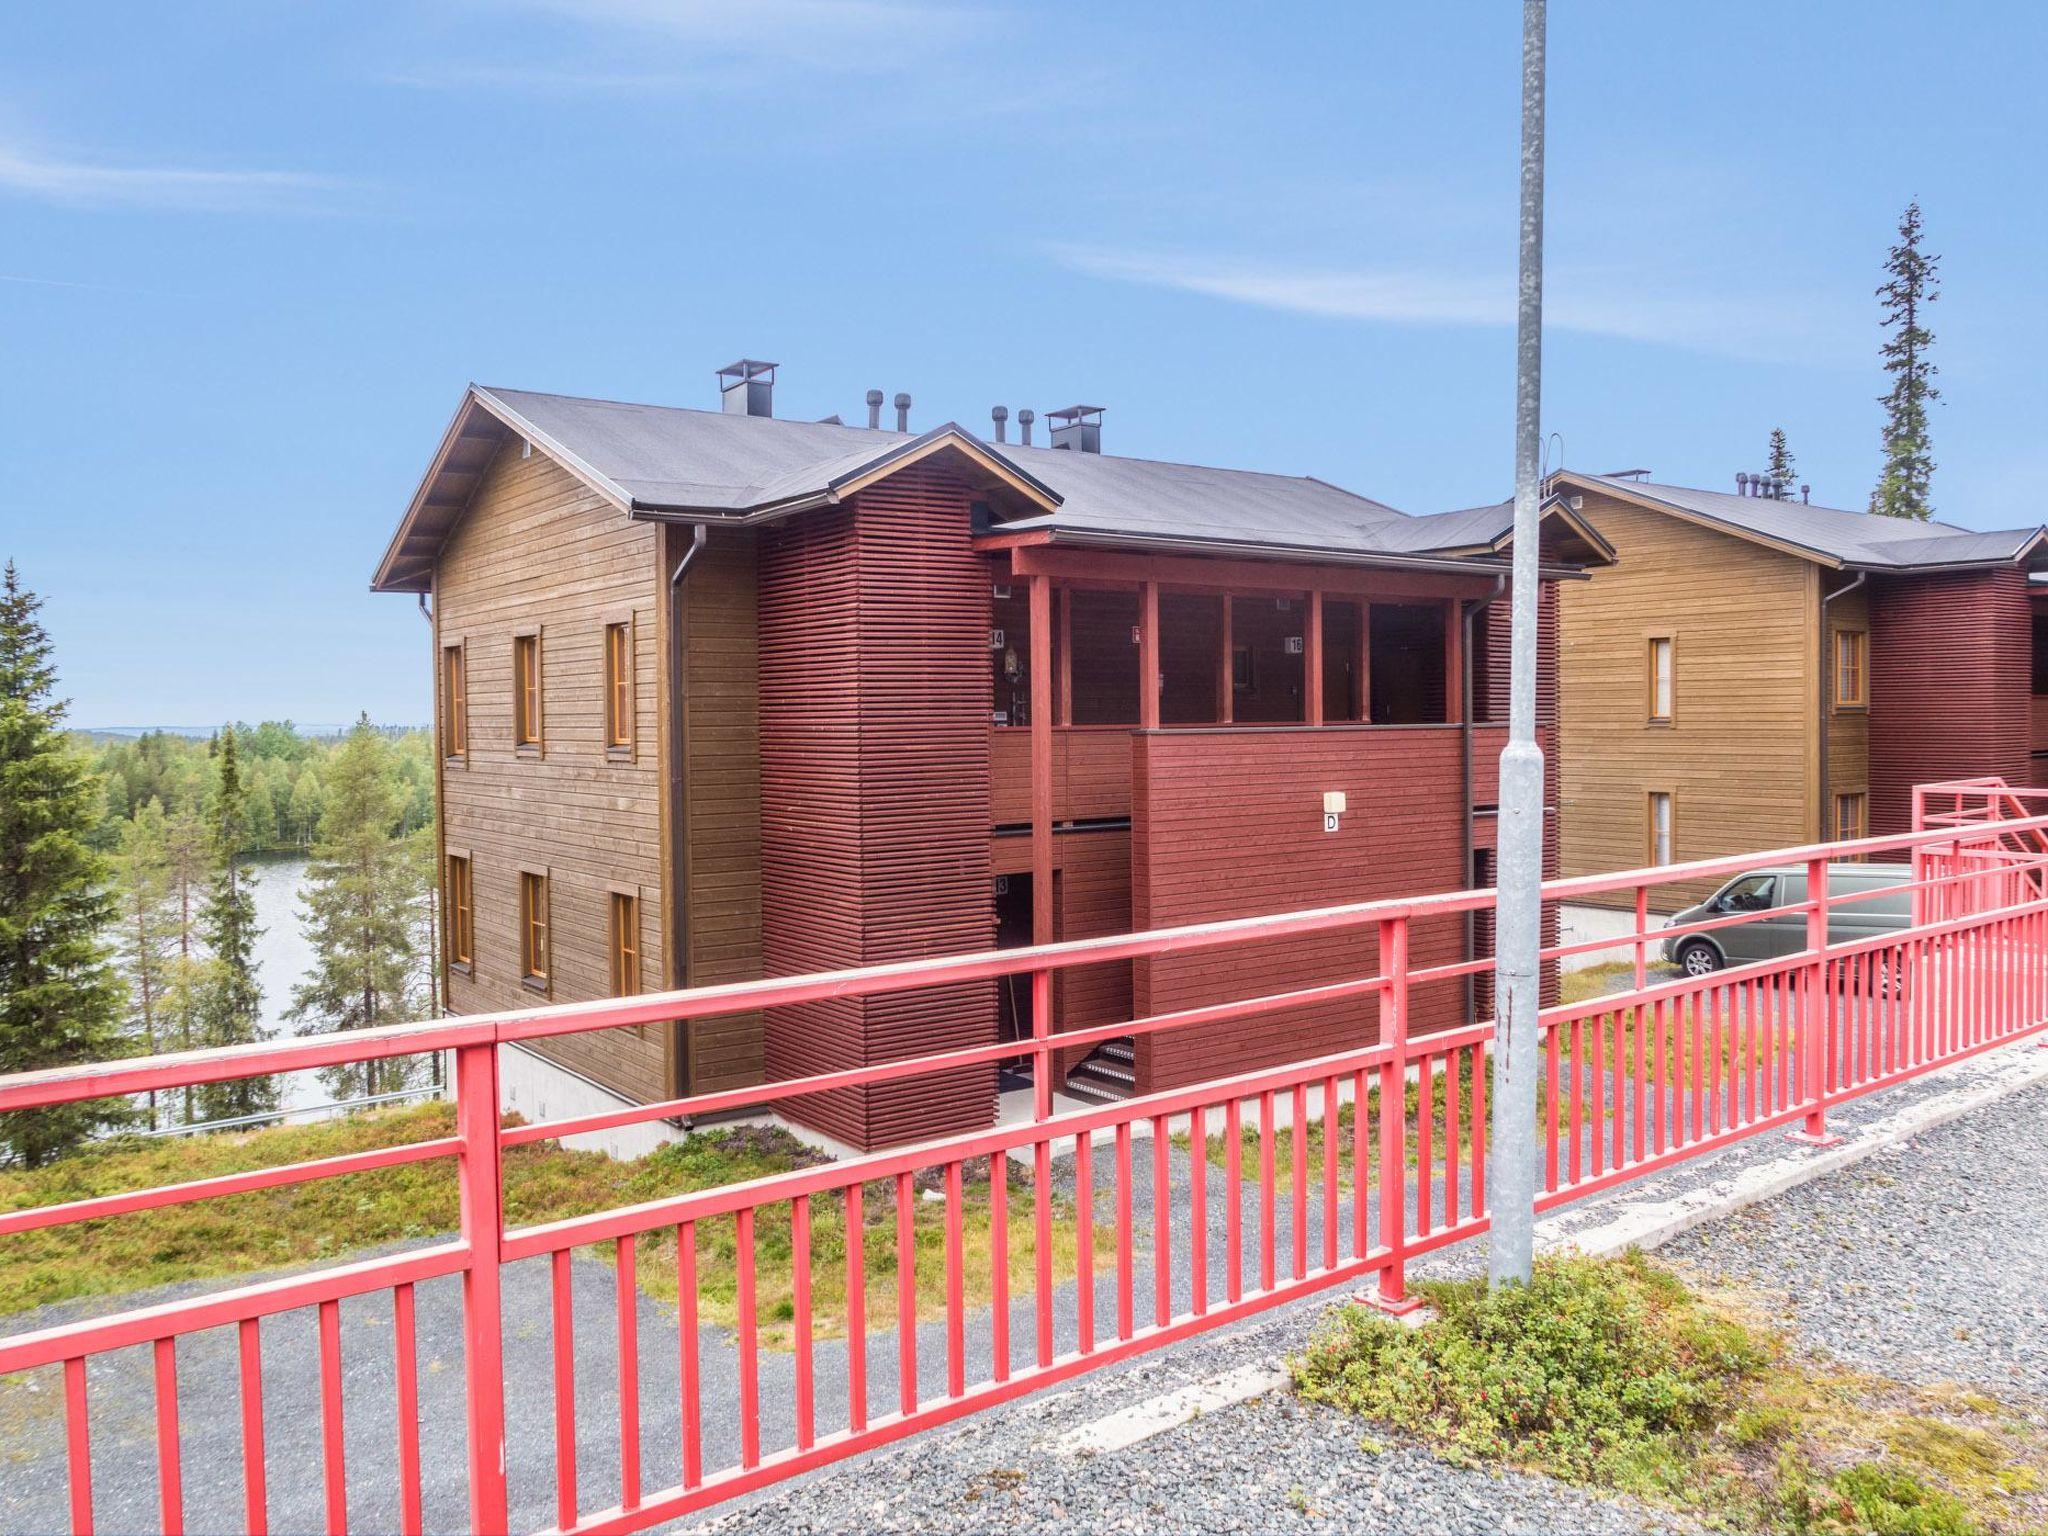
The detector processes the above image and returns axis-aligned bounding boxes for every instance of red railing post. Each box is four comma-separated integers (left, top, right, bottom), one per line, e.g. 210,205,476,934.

1632,884,1649,990
1361,916,1423,1315
1030,967,1053,1122
455,1040,510,1534
1788,855,1839,1147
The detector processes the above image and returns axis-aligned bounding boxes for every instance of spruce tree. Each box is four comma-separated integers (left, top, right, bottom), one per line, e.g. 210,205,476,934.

1766,428,1796,491
289,717,426,1101
192,723,276,1123
0,562,131,1165
1870,200,1941,519
116,798,179,1130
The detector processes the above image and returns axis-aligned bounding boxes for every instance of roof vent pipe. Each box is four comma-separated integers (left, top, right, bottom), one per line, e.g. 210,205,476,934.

894,392,911,432
991,405,1009,443
1736,471,1750,496
1018,408,1035,446
1801,483,1811,504
865,390,884,430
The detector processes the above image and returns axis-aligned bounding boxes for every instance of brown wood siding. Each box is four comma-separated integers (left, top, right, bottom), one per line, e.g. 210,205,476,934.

1868,568,2034,834
436,446,669,1102
757,463,998,1149
1558,492,1817,909
677,524,766,1095
1130,727,1470,1095
990,727,1134,826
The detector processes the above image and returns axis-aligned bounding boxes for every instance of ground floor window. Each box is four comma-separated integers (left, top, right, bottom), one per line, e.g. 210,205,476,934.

520,870,550,987
1834,790,1868,845
445,853,473,969
1647,790,1675,866
609,889,641,996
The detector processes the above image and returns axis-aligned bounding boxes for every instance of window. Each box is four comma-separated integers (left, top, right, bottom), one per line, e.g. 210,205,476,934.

1718,874,1775,913
519,870,550,986
1646,636,1673,723
514,631,544,750
442,643,467,760
609,890,641,996
1834,790,1868,844
604,621,634,753
1647,791,1674,865
445,854,473,969
1832,628,1867,710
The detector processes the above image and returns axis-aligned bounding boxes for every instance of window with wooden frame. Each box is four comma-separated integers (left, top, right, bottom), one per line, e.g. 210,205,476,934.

604,619,634,755
1832,627,1867,710
609,889,641,997
1834,790,1868,844
1646,636,1674,723
1647,790,1675,866
445,853,473,970
513,630,544,751
519,870,550,987
441,642,467,761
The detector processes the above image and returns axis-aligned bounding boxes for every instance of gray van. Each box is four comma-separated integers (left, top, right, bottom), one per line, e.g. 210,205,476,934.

1661,862,1913,977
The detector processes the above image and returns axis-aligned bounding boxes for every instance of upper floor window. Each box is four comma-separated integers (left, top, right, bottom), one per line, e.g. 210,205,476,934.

1646,636,1674,723
514,630,544,750
445,853,474,970
609,889,641,996
605,620,634,754
519,869,550,987
1833,628,1867,710
442,642,467,760
1647,790,1674,866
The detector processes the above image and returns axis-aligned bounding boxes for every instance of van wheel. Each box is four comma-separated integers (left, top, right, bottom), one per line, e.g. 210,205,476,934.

1677,942,1722,977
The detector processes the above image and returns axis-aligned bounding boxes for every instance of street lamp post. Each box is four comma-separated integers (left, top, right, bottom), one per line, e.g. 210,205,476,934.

1490,0,1547,1289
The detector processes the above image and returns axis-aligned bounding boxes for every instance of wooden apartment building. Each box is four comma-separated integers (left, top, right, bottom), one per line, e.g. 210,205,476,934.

1552,469,2048,909
372,363,1608,1149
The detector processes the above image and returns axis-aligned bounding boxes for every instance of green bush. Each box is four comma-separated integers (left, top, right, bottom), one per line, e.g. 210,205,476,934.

1292,1251,1770,1491
1782,1461,1979,1536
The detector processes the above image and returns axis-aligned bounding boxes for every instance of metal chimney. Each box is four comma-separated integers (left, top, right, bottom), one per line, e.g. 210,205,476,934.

1801,483,1811,504
865,389,884,430
1017,409,1035,446
717,359,777,417
1046,404,1104,453
991,405,1009,444
894,392,911,432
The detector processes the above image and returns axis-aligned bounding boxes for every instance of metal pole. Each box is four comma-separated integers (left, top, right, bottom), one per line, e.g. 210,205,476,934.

1490,0,1546,1288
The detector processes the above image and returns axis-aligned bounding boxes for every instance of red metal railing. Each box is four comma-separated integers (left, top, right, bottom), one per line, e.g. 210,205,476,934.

4,780,2048,1535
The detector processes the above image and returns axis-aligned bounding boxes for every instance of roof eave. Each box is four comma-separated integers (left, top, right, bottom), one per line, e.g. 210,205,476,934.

990,526,1592,580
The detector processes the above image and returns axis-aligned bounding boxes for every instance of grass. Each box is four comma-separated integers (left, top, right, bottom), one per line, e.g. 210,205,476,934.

1291,1251,2048,1535
0,1104,1073,1349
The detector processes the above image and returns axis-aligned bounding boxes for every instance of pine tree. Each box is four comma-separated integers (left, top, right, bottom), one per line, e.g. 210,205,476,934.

192,723,276,1123
289,717,426,1101
1870,200,1941,519
1766,428,1796,491
115,799,179,1130
0,562,131,1165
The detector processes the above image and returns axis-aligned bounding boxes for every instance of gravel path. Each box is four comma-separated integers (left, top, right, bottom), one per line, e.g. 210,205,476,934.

1659,1072,2048,1397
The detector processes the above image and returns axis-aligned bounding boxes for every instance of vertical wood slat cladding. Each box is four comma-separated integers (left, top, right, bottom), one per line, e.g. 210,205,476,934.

1558,493,1816,909
436,446,669,1103
1130,728,1470,1096
757,463,996,1149
679,525,765,1094
1868,567,2033,834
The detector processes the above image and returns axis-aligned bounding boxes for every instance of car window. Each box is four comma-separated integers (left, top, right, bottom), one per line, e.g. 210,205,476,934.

1720,875,1775,912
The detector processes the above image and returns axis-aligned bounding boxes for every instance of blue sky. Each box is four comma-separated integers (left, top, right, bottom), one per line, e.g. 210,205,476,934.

6,1,2045,727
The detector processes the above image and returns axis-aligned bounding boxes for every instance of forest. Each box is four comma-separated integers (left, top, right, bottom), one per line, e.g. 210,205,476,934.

1,562,442,1164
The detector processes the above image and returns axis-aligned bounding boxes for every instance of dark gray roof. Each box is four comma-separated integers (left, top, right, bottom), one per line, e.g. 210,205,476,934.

1565,473,2048,571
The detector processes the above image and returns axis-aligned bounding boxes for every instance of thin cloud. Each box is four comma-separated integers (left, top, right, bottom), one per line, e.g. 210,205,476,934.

0,141,363,214
1050,244,1843,366
410,0,984,80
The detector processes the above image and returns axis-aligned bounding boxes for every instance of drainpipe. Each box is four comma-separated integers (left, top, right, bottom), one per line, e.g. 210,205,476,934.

667,524,711,1104
1818,571,1867,839
1462,576,1508,1025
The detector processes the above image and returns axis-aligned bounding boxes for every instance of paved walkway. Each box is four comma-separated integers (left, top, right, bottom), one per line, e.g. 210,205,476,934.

1,1036,2042,1535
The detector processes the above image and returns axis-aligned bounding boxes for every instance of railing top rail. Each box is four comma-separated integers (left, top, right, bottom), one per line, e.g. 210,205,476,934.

5,803,2046,1113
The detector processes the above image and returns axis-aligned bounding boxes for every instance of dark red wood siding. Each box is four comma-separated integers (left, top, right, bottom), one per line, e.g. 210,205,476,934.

757,462,997,1149
1868,568,2033,835
1129,726,1471,1094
